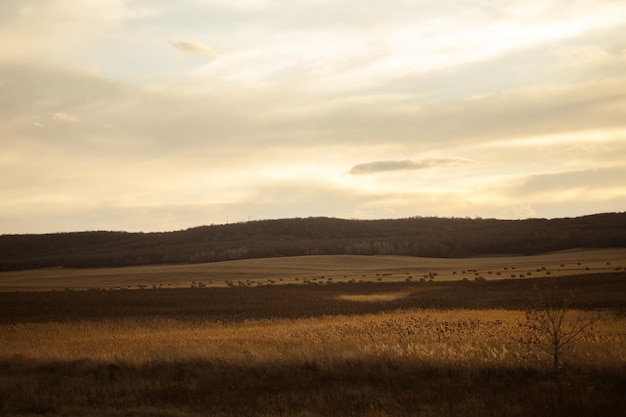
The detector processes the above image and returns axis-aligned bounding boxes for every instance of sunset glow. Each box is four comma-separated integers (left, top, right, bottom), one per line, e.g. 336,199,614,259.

1,0,625,233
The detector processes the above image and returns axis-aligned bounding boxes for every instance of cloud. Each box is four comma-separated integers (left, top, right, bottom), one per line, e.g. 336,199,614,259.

513,203,537,218
513,166,626,196
169,40,217,57
3,61,626,159
53,112,78,122
349,158,468,175
9,2,626,236
189,1,626,91
0,0,132,62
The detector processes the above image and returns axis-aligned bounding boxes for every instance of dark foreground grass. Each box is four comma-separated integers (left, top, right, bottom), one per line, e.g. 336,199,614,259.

2,358,625,417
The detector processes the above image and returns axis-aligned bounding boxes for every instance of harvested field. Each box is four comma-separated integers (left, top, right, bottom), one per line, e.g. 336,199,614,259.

0,248,624,292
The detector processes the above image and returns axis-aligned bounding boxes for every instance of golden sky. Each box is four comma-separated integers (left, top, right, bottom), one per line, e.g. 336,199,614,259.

1,0,626,233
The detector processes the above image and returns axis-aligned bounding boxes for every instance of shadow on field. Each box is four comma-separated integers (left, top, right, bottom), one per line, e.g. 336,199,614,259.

1,357,625,417
1,273,625,324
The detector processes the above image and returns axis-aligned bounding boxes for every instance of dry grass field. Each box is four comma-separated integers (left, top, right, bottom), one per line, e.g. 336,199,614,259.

2,308,625,417
0,248,624,292
0,274,625,416
0,250,625,416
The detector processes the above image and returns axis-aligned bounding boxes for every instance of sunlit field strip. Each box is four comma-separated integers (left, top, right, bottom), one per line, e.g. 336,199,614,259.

2,309,624,369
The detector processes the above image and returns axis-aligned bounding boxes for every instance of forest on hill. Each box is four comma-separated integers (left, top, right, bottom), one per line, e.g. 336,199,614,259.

1,213,625,272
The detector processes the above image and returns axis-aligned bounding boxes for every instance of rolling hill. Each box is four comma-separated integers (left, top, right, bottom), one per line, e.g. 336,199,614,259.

1,213,625,271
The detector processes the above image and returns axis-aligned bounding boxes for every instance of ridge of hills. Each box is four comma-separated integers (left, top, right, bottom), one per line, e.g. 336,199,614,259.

1,213,625,272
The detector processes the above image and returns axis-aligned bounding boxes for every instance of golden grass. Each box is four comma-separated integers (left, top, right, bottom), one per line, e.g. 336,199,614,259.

1,248,625,292
2,308,623,369
1,278,625,417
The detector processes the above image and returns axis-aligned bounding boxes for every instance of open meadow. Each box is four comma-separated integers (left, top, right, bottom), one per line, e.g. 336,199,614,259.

0,248,624,292
1,250,625,416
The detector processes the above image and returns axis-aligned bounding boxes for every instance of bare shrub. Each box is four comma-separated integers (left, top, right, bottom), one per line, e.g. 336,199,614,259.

525,283,595,379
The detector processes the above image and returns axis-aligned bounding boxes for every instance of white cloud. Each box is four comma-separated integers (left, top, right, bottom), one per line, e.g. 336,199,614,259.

53,112,79,122
513,203,537,219
183,0,280,11
556,45,626,66
0,0,131,62
169,40,218,57
187,0,626,91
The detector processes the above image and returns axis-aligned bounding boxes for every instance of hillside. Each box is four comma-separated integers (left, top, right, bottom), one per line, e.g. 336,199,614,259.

1,213,625,271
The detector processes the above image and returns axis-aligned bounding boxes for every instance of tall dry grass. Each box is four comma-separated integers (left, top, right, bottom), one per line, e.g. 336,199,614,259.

1,308,625,416
4,309,624,367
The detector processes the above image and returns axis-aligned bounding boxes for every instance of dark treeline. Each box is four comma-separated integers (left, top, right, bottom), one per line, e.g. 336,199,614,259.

1,213,625,271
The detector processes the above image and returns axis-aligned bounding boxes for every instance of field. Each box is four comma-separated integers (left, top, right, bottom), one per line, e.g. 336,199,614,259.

0,248,624,292
1,249,625,416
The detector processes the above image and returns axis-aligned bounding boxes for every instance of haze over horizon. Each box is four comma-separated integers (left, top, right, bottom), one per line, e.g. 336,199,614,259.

2,1,626,234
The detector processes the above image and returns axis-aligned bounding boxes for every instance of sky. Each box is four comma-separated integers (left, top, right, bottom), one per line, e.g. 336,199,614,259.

1,0,626,234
